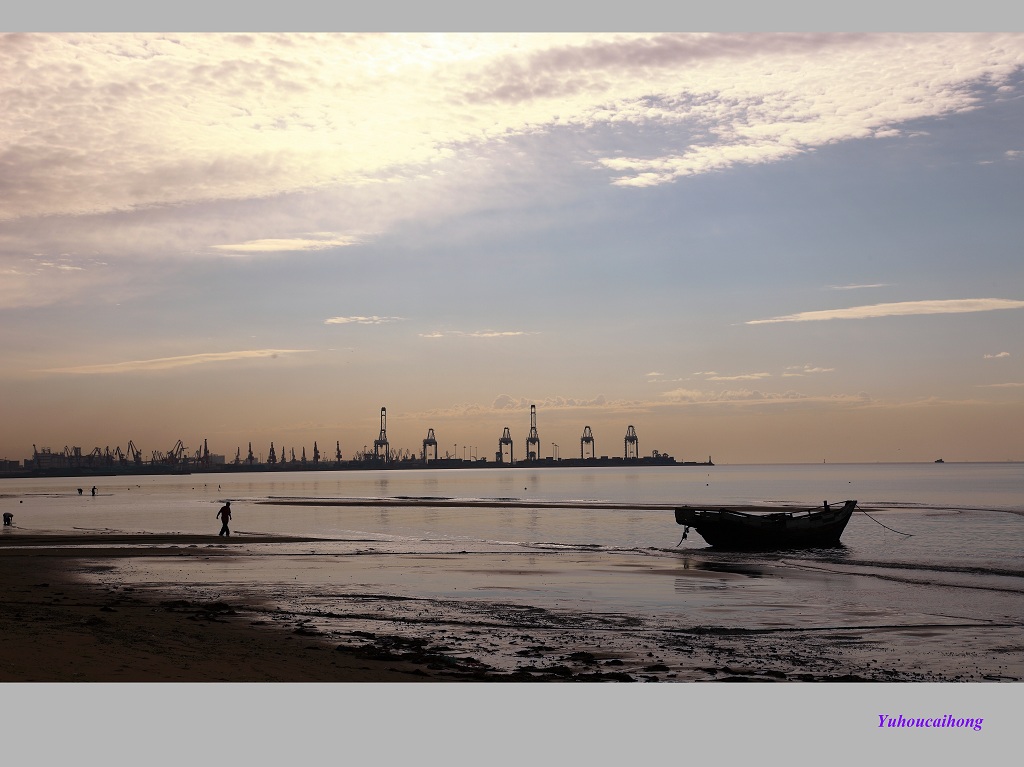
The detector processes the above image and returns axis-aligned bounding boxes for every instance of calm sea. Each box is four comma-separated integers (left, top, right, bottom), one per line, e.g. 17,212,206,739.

3,462,1021,566
4,462,1022,681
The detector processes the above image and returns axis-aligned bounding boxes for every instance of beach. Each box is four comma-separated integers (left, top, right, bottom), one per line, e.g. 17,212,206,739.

1,464,1022,684
0,532,451,682
1,523,1020,683
0,530,759,683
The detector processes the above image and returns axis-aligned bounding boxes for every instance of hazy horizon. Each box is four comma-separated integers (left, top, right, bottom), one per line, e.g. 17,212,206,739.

3,32,1023,465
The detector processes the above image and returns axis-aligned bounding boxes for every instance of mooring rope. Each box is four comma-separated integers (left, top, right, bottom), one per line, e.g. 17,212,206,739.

857,509,913,536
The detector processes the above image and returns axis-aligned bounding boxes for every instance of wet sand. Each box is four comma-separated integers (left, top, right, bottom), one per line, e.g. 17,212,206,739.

0,531,662,682
0,533,453,682
2,529,1021,683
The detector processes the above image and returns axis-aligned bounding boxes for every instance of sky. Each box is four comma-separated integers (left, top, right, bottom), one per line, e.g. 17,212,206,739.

2,29,1023,464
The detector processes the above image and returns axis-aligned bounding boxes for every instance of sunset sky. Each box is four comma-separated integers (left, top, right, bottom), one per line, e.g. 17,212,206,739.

2,28,1023,464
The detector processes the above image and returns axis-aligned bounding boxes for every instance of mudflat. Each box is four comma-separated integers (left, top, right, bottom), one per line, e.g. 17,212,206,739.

2,529,1020,683
0,533,449,682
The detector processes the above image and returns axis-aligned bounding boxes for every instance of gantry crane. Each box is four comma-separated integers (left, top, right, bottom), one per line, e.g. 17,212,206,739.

498,427,514,464
374,407,390,462
624,425,639,460
422,428,438,461
525,405,540,461
581,426,595,460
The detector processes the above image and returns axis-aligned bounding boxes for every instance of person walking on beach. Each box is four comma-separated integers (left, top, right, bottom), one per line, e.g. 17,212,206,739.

217,501,232,537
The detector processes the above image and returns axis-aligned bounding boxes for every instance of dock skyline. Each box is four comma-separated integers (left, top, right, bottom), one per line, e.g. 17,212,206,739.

12,403,713,475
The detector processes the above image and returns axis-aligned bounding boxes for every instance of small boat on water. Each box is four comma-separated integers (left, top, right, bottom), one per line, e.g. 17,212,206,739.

674,499,858,550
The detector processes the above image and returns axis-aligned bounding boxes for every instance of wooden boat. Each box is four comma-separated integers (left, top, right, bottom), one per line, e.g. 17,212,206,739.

674,500,858,550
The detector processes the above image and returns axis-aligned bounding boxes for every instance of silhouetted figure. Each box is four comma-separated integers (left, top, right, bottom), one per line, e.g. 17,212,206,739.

217,501,232,537
3,512,12,526
91,486,97,497
77,488,83,495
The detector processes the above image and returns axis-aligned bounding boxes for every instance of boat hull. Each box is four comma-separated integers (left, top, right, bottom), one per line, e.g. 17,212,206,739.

674,500,857,550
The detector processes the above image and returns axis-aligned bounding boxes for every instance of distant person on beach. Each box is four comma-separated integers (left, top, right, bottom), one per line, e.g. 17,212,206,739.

2,512,12,526
91,486,97,497
216,501,232,537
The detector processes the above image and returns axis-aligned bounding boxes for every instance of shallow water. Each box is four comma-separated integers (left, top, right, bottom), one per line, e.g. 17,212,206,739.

4,463,1021,565
4,463,1022,681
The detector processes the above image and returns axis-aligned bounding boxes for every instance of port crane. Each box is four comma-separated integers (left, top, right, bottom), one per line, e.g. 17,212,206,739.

62,446,82,468
624,426,639,459
166,440,187,465
581,426,595,460
422,428,438,461
374,407,390,462
525,405,540,461
498,427,514,464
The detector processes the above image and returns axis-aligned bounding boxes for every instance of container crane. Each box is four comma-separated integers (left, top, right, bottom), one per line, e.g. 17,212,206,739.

525,405,540,461
581,426,595,460
374,407,390,462
422,428,438,462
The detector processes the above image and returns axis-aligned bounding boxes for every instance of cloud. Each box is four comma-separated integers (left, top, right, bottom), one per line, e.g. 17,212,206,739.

4,33,1023,221
705,372,772,382
212,233,362,256
492,393,612,411
413,393,618,417
828,283,890,290
660,388,871,405
411,393,628,422
582,34,1024,187
39,349,314,374
419,330,535,338
783,364,836,377
4,33,1024,309
661,388,805,403
746,298,1024,324
492,394,523,410
324,316,404,325
692,370,772,382
978,382,1024,388
984,352,1010,359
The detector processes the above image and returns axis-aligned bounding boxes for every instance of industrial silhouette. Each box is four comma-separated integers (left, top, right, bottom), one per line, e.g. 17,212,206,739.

374,407,390,462
581,426,595,460
16,403,711,476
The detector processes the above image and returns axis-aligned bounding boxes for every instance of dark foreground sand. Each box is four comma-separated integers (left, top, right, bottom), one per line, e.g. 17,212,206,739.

2,532,681,682
1,532,660,682
0,533,471,682
3,530,1021,683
